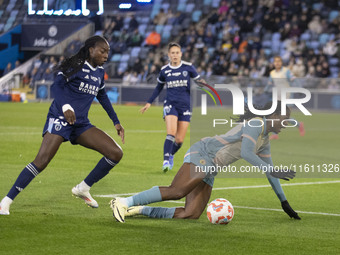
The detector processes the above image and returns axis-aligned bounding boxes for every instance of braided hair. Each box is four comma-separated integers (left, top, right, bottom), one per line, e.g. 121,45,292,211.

233,101,290,122
57,35,108,78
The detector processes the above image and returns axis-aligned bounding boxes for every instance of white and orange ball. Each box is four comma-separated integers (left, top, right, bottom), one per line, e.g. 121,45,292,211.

207,198,234,224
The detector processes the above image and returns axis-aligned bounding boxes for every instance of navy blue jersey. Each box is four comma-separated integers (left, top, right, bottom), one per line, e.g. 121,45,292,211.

147,61,200,107
49,61,119,125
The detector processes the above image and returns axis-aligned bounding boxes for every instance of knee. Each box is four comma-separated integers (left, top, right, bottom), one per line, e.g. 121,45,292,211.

106,146,123,162
33,154,51,171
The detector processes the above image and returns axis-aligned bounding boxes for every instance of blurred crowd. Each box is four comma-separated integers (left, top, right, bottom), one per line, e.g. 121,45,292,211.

17,0,340,90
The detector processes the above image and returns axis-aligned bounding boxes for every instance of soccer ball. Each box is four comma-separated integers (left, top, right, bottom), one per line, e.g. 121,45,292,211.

207,198,234,224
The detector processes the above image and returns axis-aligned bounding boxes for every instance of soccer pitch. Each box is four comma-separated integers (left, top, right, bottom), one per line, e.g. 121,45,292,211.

0,102,339,255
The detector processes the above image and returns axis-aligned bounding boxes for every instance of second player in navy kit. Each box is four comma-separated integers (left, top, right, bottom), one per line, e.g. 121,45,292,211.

140,42,205,172
0,36,125,215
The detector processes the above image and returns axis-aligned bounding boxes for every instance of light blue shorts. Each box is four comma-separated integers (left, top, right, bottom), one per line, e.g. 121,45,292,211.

183,141,216,187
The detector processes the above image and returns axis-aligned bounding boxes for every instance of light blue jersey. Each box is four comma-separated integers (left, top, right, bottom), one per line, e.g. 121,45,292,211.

184,117,287,202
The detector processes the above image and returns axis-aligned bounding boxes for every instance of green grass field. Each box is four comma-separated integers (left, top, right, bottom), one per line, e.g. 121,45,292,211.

0,102,339,255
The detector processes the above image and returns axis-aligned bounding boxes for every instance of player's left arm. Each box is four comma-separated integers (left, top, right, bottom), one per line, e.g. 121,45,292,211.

96,82,125,144
259,144,301,219
188,65,206,87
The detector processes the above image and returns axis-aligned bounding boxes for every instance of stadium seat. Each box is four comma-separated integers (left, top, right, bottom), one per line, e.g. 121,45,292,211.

192,10,202,22
309,41,320,50
271,40,281,53
208,47,215,55
329,58,339,66
330,66,339,75
185,3,195,13
111,54,121,62
161,3,170,12
131,47,141,58
162,30,171,42
211,0,221,8
163,24,172,36
171,25,181,36
262,40,272,48
329,10,339,21
138,24,147,34
300,32,311,42
177,3,186,12
155,25,164,34
272,32,281,42
0,10,4,18
118,62,128,72
319,33,330,45
120,54,130,62
312,3,322,11
203,0,213,6
262,32,272,41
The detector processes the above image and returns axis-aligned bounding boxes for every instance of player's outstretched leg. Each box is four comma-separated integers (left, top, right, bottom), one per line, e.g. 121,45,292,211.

110,163,205,222
122,180,212,220
73,127,123,208
0,133,63,215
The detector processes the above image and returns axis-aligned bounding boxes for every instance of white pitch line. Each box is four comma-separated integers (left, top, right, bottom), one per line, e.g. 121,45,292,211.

95,180,340,198
163,201,340,217
0,130,165,135
213,180,340,191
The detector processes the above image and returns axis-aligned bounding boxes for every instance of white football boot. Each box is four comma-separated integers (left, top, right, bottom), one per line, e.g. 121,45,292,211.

72,185,98,208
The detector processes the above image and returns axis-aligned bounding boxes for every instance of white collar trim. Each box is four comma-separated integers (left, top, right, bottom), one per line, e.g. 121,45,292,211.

169,61,183,69
85,61,97,71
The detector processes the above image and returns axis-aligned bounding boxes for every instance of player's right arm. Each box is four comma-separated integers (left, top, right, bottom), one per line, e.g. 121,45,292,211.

51,72,76,125
140,73,165,114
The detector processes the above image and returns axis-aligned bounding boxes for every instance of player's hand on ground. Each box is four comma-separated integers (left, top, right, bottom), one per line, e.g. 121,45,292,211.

139,103,151,114
115,124,125,144
64,109,76,125
281,200,301,220
269,168,296,181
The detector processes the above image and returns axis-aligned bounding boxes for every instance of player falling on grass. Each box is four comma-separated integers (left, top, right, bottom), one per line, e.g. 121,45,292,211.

0,36,124,215
111,102,301,223
267,56,305,140
140,42,206,173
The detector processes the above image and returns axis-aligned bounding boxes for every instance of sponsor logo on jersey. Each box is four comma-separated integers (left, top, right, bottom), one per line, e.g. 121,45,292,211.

172,72,181,76
79,82,99,96
82,69,90,73
167,80,188,88
85,75,89,79
91,76,98,82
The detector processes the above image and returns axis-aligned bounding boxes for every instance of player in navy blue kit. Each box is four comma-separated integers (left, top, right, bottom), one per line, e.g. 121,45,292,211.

0,36,124,215
140,42,205,172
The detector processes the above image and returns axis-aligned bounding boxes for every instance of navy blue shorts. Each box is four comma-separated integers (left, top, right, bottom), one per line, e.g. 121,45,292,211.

163,101,191,122
42,114,94,144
